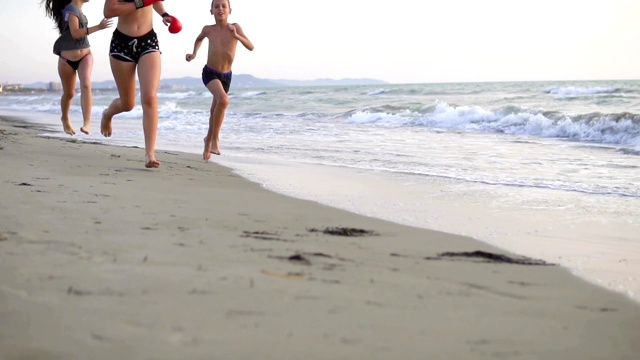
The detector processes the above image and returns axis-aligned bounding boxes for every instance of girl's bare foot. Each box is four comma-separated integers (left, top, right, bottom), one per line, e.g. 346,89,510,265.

145,154,160,168
61,117,75,135
80,122,90,135
100,111,112,137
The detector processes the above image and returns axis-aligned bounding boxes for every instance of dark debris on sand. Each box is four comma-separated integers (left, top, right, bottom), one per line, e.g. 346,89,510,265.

426,250,553,266
308,227,378,237
241,230,291,242
269,252,337,266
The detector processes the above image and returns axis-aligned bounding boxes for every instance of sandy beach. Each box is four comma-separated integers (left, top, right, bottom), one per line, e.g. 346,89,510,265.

1,114,639,359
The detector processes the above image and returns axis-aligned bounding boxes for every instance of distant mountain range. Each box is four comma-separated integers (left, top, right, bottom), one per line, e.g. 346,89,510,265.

24,74,387,89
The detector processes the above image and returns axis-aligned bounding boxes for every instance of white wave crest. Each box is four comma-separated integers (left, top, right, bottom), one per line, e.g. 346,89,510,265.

545,86,617,96
157,91,197,99
426,102,640,146
366,88,390,96
240,91,266,97
349,101,640,147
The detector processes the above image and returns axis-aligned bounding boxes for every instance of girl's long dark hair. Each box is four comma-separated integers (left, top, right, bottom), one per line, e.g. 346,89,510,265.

41,0,72,34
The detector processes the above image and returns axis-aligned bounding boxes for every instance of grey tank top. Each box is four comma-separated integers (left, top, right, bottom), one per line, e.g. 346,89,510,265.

52,4,90,55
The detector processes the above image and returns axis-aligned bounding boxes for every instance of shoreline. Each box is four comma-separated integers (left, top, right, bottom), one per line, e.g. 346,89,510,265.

1,114,639,358
9,108,640,303
214,152,640,302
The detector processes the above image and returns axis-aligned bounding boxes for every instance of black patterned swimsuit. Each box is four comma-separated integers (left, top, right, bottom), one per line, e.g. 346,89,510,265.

109,28,160,63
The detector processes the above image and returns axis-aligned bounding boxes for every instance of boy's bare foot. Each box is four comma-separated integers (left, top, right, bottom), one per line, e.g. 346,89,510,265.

61,117,75,135
145,154,160,168
100,111,112,137
211,140,221,156
80,127,89,135
203,136,212,161
203,137,221,161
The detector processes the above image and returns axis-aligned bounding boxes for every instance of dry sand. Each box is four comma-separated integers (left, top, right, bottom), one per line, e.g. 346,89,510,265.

1,115,639,359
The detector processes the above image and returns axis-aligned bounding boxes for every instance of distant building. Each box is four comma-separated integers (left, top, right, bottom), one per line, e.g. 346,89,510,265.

3,83,23,91
48,82,62,91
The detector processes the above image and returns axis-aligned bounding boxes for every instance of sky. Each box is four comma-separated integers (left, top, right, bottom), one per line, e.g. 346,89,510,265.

1,0,639,85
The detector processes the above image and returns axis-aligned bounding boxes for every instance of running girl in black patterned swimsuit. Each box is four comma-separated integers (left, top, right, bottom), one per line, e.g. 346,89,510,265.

101,0,180,168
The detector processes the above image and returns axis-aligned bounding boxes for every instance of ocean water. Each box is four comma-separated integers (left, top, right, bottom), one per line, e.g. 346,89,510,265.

2,79,639,302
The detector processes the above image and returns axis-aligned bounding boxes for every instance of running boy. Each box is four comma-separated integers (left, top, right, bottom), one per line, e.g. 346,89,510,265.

186,0,254,160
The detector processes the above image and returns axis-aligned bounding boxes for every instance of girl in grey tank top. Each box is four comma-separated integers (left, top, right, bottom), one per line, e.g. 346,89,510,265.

42,0,112,135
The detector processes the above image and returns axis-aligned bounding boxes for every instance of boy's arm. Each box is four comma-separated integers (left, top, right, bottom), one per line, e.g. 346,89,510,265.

232,23,254,51
185,27,208,61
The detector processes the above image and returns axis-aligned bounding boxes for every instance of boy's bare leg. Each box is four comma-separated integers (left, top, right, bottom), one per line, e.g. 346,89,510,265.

58,58,76,135
203,135,215,160
204,80,229,160
210,104,224,155
138,53,161,168
203,103,226,160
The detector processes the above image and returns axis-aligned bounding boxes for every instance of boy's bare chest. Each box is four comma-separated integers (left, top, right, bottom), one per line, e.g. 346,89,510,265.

207,27,235,46
209,36,235,48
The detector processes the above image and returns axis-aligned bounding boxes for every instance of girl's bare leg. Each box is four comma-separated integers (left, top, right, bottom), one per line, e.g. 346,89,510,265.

58,58,77,135
101,57,137,137
77,53,94,134
137,52,161,168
